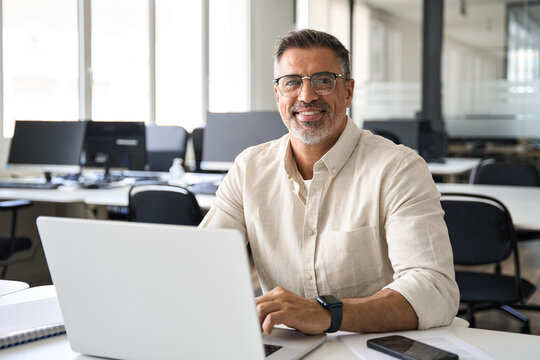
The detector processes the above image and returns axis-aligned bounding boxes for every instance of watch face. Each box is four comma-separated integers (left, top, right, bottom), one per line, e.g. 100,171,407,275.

318,295,341,306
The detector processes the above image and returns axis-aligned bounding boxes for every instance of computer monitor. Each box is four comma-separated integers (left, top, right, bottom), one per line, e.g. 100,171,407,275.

80,121,147,176
362,119,419,150
201,112,288,171
7,120,86,180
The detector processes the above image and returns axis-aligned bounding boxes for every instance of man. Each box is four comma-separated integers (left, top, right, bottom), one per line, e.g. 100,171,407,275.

199,29,458,335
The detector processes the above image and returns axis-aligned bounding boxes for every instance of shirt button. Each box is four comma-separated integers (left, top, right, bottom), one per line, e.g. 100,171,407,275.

306,274,312,280
307,229,313,236
332,168,337,174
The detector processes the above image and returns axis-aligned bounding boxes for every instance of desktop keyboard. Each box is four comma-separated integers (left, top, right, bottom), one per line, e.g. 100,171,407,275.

188,181,220,195
0,181,60,189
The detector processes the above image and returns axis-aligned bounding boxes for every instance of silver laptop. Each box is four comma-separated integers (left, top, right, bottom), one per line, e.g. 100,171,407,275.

37,216,326,360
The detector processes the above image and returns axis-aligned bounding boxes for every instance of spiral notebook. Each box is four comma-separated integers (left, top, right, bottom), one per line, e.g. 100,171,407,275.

0,297,65,350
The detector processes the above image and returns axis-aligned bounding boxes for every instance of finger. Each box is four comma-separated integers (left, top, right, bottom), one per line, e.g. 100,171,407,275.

262,309,285,335
257,299,282,326
255,286,288,305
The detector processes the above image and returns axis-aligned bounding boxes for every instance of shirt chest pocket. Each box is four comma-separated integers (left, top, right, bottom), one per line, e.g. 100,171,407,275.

320,225,386,297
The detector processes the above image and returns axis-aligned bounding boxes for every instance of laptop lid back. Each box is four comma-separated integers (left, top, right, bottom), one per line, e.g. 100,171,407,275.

37,217,265,360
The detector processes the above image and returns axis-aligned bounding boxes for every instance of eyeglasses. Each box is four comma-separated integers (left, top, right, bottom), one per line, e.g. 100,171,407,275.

273,72,347,98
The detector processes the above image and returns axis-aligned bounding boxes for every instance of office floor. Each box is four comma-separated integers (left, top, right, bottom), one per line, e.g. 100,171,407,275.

456,239,540,335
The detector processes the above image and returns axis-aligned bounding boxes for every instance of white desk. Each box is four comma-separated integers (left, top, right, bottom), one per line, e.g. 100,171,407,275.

0,173,220,211
0,187,84,203
2,287,539,360
436,183,540,231
428,158,481,176
2,305,539,359
0,184,215,211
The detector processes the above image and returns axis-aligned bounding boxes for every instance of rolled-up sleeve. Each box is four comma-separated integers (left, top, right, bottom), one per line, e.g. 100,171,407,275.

382,153,460,329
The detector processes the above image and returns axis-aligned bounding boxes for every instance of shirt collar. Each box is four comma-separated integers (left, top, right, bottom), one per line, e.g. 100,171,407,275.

280,116,362,180
316,117,361,177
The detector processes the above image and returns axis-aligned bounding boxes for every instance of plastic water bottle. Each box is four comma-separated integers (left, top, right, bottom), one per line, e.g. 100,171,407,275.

168,158,186,186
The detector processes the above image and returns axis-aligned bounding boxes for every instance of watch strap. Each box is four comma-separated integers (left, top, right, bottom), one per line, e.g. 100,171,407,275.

325,304,342,333
317,295,343,333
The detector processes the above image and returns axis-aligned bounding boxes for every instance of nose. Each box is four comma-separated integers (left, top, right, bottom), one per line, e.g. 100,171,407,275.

297,78,319,103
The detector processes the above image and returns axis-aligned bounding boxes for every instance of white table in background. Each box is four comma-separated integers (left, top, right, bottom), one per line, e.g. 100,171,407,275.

436,183,540,231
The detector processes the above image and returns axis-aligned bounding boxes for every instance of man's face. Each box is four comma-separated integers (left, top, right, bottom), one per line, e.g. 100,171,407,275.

274,47,354,146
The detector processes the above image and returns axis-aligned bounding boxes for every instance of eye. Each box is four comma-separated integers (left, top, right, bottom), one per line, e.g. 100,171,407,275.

312,74,333,85
282,77,301,87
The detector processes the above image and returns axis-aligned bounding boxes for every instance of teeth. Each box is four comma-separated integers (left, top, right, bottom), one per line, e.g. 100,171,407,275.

298,111,321,116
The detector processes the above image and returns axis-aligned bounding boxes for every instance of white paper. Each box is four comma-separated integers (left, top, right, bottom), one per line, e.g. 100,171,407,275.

0,280,29,297
338,328,495,360
0,297,63,335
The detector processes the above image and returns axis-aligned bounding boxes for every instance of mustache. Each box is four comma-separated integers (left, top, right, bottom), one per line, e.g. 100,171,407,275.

290,100,330,113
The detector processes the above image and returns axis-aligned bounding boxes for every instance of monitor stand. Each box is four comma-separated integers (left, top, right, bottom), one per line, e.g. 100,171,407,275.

44,171,53,183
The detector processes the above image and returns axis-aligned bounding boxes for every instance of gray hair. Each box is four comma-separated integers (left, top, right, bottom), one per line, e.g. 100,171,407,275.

273,29,351,79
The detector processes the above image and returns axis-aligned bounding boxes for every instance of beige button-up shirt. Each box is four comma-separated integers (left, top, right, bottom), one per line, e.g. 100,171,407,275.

199,118,459,329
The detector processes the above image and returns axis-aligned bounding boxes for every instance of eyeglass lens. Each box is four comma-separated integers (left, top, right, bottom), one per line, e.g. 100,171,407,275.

278,72,337,97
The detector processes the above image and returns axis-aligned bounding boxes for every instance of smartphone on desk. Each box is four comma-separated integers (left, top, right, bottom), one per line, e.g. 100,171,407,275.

367,335,458,360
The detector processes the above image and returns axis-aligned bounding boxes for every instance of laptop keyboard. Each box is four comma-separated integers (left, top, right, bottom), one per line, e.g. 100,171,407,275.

264,344,282,357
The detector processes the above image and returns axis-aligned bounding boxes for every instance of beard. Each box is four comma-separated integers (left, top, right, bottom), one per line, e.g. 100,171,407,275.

282,100,347,145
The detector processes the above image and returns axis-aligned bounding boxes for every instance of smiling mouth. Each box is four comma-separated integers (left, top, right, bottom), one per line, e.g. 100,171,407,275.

296,110,323,116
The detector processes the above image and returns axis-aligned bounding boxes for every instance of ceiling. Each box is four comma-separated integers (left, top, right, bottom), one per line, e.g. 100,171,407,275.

365,0,538,53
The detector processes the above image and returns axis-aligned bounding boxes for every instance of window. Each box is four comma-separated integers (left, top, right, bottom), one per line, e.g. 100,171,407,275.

155,0,204,131
91,0,150,122
208,0,250,112
2,0,78,138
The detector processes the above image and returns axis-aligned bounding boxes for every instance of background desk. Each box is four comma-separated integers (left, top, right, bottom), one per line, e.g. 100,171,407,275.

436,183,540,231
427,158,481,176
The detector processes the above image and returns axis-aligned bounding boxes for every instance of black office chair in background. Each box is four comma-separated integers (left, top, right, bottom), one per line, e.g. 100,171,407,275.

191,126,205,172
146,125,189,172
441,193,540,333
0,200,33,278
470,157,540,241
128,184,203,226
470,157,540,187
370,129,401,145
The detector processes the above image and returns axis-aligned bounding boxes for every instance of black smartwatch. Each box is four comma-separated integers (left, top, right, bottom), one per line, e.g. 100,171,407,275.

316,295,343,333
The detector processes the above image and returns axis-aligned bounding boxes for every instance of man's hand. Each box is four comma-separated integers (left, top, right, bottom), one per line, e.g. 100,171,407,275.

256,287,330,335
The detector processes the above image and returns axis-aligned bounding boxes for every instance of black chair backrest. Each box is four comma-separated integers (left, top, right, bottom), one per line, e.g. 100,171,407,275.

470,158,540,186
146,125,188,171
371,129,401,145
191,127,204,172
129,185,203,226
441,193,515,266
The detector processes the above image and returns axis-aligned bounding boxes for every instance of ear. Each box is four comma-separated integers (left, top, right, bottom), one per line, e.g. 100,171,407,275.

274,84,280,104
345,78,355,108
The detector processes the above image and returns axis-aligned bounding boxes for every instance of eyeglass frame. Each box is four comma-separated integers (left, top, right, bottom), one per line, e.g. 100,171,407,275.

273,71,349,98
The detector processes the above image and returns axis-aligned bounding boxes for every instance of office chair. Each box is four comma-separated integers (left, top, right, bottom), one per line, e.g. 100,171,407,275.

470,157,540,241
370,129,401,145
128,184,203,226
146,125,189,172
191,126,205,172
441,192,540,333
470,157,540,187
0,200,33,278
